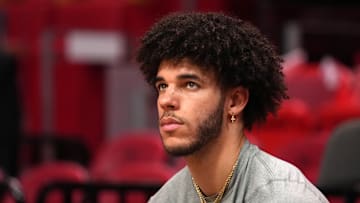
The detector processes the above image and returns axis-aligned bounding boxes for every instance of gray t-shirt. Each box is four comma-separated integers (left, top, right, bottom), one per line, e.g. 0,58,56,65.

148,141,329,203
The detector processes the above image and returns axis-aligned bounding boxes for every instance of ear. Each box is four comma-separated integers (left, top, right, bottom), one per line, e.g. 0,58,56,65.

226,86,249,115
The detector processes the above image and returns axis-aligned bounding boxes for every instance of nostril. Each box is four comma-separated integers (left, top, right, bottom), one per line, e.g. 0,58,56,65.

167,104,176,110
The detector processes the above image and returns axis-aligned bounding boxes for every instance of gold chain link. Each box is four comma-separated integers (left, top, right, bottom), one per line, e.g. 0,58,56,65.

192,158,239,203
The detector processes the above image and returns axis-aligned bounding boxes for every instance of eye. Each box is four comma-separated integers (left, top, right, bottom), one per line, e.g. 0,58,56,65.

186,81,199,89
156,83,168,92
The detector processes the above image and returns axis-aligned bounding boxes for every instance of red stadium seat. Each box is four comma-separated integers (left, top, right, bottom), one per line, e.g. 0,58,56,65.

317,64,360,132
318,96,360,133
96,162,175,203
285,58,354,112
252,99,315,154
275,135,328,183
102,162,174,183
90,130,169,179
20,162,88,203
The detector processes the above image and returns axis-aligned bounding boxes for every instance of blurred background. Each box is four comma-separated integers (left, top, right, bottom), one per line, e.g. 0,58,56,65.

0,0,359,202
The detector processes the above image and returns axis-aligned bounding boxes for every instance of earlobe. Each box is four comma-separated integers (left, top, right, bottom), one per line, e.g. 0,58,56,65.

227,87,249,115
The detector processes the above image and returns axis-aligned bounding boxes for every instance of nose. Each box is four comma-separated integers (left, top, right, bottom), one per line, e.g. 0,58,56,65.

158,87,180,111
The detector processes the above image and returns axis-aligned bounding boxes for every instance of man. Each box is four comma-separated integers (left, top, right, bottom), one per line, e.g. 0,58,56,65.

136,12,328,203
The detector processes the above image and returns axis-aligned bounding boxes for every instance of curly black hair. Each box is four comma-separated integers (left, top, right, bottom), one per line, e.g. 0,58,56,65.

136,12,288,130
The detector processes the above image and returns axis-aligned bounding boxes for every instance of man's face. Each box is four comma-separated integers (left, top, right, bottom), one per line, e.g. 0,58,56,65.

155,59,224,156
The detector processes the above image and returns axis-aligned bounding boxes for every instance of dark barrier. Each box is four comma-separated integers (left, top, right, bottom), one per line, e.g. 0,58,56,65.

36,181,161,203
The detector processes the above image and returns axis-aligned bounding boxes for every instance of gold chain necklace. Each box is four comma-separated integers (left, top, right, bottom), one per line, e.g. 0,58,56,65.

192,158,239,203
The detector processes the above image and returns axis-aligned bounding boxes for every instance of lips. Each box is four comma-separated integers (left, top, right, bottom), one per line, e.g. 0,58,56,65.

160,117,183,132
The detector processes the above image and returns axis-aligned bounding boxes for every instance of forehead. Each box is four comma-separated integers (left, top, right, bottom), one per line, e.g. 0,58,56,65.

157,59,216,80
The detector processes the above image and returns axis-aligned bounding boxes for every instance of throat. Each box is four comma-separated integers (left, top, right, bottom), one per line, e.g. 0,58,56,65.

204,193,218,201
188,133,246,199
192,157,239,203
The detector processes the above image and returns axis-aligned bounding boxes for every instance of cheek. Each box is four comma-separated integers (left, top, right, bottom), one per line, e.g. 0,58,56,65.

184,102,213,125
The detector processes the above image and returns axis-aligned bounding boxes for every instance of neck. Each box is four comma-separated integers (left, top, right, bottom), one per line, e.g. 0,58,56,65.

185,128,246,196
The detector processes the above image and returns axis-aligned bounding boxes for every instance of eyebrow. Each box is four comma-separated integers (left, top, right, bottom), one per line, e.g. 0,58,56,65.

178,73,202,81
155,73,203,84
154,76,165,84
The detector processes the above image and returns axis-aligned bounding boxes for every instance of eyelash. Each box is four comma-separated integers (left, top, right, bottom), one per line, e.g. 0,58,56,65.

186,81,198,89
156,83,167,91
155,81,199,92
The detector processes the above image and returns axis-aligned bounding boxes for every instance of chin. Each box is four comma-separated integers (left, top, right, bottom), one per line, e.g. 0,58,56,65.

164,145,193,157
162,136,185,148
162,137,201,157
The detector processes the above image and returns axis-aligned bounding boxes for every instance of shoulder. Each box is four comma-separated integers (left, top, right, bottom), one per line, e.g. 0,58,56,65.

244,147,328,203
148,167,195,203
245,180,329,203
244,145,306,189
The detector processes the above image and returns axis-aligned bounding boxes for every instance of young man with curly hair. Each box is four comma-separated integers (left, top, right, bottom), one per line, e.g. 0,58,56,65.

137,12,328,203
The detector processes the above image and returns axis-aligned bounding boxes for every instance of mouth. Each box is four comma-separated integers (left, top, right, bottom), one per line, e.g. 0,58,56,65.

160,117,184,132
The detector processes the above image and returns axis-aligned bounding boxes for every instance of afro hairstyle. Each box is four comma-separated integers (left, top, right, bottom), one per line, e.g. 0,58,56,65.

136,12,288,130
